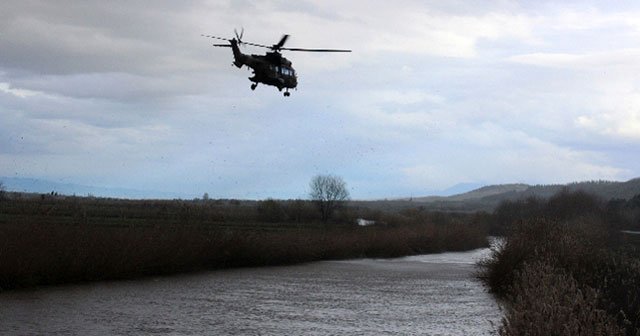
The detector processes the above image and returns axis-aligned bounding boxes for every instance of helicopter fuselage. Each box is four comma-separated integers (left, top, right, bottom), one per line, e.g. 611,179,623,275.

229,39,297,93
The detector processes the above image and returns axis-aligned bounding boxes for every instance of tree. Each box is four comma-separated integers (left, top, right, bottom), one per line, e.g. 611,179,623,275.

309,174,350,222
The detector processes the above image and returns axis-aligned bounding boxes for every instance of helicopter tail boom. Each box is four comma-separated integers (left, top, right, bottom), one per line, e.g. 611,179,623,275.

229,39,245,68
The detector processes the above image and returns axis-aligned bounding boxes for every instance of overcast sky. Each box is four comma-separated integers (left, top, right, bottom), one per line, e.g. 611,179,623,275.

1,0,639,199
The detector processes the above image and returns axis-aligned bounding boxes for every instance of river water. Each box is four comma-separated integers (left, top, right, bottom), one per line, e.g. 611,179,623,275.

0,248,501,335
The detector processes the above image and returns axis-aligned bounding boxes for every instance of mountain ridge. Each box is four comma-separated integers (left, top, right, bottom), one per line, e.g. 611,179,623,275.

403,178,640,212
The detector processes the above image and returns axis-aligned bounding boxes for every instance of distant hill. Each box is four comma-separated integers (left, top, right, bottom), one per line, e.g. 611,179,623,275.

477,179,640,205
358,178,640,213
0,177,190,199
412,184,530,202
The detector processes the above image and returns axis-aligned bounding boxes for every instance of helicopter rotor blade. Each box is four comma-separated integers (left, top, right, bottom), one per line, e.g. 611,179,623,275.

203,33,270,48
273,34,289,50
203,33,265,48
238,41,272,49
202,34,233,42
280,47,352,52
203,33,351,53
212,44,231,48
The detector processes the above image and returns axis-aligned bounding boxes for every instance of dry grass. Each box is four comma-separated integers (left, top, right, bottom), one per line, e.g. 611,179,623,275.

500,261,624,336
0,196,488,290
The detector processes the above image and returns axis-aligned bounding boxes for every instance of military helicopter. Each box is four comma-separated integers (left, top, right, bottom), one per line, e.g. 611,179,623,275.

202,29,351,96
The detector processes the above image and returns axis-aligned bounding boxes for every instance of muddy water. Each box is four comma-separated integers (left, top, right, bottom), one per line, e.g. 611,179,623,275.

0,248,501,335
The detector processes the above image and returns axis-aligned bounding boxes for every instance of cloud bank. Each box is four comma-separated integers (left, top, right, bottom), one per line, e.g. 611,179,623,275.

1,0,639,199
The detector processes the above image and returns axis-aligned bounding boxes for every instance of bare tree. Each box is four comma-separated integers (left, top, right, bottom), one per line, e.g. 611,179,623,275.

309,174,350,222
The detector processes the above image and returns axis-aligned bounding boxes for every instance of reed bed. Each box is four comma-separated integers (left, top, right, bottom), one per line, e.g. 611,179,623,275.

0,196,487,290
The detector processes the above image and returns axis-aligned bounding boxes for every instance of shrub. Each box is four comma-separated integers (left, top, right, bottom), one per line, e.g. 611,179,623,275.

545,189,604,221
492,197,544,233
479,216,611,297
500,261,624,336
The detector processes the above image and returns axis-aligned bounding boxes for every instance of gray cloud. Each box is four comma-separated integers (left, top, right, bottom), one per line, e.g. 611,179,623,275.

1,1,207,75
1,0,639,198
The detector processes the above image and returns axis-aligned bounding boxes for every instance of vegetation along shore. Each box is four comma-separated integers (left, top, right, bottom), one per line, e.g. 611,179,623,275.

479,190,640,336
0,192,488,290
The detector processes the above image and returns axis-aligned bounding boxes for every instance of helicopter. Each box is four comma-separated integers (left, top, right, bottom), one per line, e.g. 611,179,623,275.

202,29,351,96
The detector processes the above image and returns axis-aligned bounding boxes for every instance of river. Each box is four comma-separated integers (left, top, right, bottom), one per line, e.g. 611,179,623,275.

0,247,501,335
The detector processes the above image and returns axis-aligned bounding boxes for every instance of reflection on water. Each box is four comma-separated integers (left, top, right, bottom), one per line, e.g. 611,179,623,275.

0,248,501,335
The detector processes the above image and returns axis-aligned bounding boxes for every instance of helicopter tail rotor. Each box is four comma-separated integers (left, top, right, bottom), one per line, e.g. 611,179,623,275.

202,28,246,48
234,27,245,43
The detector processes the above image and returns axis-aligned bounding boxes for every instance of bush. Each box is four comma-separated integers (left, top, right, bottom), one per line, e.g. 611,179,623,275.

500,261,624,336
545,189,604,221
492,197,544,233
